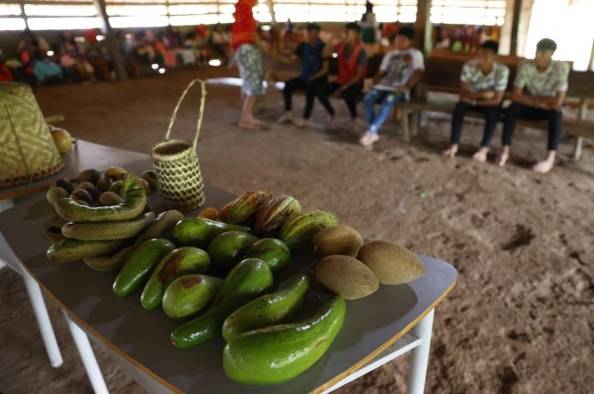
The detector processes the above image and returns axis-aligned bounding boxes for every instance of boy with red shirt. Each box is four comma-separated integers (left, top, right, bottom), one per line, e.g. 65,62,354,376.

316,22,367,130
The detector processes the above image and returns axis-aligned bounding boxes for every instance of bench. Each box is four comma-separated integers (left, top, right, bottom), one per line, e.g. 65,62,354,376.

396,54,594,160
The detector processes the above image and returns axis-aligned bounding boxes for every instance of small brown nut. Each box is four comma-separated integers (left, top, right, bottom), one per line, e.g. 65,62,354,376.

98,191,122,206
70,188,93,205
139,178,151,194
55,178,74,194
77,169,100,184
105,166,128,181
96,173,112,192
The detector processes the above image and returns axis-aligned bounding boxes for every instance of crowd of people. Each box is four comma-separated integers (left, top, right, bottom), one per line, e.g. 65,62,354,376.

0,25,231,85
230,0,569,174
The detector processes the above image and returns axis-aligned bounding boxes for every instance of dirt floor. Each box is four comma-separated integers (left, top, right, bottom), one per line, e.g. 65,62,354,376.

1,67,593,394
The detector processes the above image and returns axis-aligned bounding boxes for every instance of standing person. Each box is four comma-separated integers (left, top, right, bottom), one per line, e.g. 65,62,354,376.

360,1,379,48
316,22,367,131
500,38,569,173
277,23,327,128
443,40,509,161
231,0,267,130
359,27,424,147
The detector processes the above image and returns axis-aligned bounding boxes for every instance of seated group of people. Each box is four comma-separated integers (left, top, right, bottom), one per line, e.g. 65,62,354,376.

271,24,568,174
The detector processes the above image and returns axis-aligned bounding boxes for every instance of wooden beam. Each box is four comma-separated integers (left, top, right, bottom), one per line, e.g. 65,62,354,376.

92,0,128,80
509,0,522,56
414,0,432,57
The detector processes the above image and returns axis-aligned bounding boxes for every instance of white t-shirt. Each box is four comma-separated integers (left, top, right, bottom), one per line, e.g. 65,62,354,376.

375,48,424,91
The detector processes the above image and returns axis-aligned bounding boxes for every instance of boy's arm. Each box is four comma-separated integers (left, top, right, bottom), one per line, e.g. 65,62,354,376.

404,68,423,91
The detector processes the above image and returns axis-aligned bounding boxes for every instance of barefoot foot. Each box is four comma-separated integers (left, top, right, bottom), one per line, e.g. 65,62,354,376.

443,145,458,158
472,147,489,162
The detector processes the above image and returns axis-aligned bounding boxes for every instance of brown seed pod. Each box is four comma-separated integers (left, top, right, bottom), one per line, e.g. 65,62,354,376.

55,178,74,194
198,207,220,220
96,173,112,193
70,188,93,205
98,191,122,206
77,169,100,184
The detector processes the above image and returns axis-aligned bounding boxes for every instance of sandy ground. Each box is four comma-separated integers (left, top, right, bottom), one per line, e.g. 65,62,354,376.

1,67,593,394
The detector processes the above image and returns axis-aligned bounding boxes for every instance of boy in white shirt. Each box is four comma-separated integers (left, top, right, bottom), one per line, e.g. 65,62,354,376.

360,27,424,147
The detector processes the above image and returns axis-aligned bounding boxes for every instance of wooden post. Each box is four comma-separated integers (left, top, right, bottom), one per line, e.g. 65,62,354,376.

509,0,522,56
93,0,128,80
267,0,277,24
573,98,588,160
414,0,432,57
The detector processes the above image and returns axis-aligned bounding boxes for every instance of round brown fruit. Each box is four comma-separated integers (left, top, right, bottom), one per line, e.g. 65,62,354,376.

198,207,220,220
70,188,93,205
96,173,112,192
105,167,128,181
98,191,122,206
55,178,74,194
313,225,364,258
315,255,379,300
77,169,100,184
357,241,425,285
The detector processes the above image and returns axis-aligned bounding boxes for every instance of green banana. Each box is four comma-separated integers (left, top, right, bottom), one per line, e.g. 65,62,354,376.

61,212,155,241
47,238,125,263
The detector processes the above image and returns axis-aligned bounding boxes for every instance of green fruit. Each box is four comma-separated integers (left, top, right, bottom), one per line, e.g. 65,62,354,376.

113,238,175,297
223,296,346,385
140,247,210,310
47,238,124,263
244,238,291,272
46,186,68,208
162,274,223,319
83,246,133,272
280,210,338,251
61,212,155,241
170,258,273,348
207,231,258,271
222,274,309,342
54,174,147,223
169,217,251,248
134,210,184,247
221,191,273,225
254,195,302,234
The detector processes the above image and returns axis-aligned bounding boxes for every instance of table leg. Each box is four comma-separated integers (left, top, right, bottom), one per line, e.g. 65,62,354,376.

62,310,109,394
406,309,434,394
22,273,64,368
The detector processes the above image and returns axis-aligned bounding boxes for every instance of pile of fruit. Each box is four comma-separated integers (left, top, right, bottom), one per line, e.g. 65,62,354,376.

44,173,425,385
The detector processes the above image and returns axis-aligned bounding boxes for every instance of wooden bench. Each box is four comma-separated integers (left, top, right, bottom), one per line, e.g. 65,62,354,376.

396,54,594,160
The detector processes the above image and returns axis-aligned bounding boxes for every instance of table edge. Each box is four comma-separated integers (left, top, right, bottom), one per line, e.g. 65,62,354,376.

20,255,455,394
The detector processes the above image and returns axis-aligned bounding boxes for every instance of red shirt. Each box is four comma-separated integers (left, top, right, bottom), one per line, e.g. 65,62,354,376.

337,41,365,84
231,0,257,50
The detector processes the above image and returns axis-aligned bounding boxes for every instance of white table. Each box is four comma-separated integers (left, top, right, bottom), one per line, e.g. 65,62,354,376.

0,141,457,394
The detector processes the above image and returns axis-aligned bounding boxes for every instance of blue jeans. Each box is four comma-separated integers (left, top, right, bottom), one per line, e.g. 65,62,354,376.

364,89,406,134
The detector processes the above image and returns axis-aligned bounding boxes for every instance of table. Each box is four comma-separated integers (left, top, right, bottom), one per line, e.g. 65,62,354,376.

0,142,457,394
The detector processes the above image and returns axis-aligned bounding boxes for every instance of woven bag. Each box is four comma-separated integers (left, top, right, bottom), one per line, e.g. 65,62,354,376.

0,82,64,189
152,79,207,211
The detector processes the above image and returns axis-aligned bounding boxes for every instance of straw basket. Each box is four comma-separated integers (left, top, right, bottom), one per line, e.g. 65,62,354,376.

152,79,207,211
0,82,64,188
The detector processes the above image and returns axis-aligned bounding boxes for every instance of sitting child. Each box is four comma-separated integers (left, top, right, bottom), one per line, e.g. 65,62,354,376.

443,40,509,161
500,38,569,173
359,27,424,147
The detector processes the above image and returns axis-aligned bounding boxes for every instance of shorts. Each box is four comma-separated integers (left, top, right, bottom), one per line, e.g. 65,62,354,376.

235,44,265,96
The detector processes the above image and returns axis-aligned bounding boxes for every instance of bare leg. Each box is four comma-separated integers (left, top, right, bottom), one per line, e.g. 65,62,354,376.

497,145,510,167
443,144,458,158
533,150,556,173
239,95,265,129
472,147,489,162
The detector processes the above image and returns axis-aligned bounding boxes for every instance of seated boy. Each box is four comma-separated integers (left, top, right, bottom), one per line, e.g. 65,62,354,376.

359,27,424,147
277,23,327,128
500,38,569,173
316,22,367,131
443,40,509,161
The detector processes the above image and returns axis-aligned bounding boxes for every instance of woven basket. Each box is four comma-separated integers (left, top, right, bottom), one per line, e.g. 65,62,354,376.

152,79,207,211
0,82,64,188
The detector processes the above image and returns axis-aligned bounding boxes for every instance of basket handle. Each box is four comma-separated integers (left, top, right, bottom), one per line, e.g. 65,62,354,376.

165,78,207,151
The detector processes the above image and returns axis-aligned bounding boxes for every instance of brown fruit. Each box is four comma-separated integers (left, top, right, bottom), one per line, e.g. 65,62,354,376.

98,191,122,206
77,169,100,184
55,178,74,194
70,189,93,205
139,178,151,194
74,181,98,199
313,225,364,258
315,255,379,300
198,207,220,220
141,170,159,192
357,241,425,285
254,195,302,234
105,166,128,181
96,173,112,192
